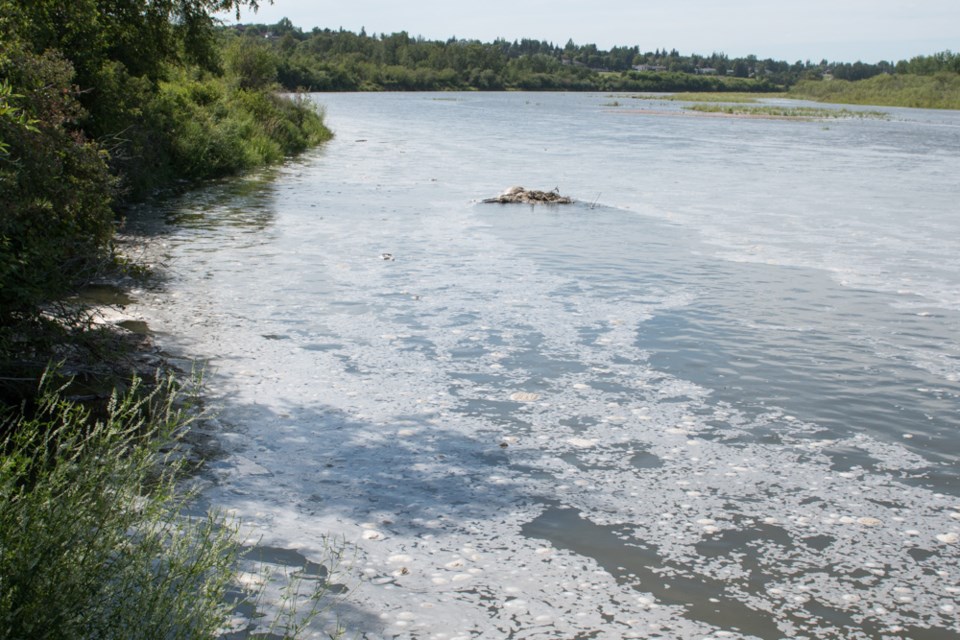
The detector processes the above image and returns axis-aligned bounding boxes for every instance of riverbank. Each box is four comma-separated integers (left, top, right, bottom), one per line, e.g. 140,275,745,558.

2,4,334,385
2,4,343,635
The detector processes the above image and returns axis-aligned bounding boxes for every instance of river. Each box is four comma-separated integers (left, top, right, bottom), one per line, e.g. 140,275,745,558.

130,92,960,639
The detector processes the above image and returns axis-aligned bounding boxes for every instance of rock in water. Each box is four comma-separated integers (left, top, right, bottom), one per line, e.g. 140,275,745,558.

482,186,573,204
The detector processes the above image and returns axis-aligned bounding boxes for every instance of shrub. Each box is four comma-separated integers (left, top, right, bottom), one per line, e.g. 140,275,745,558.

0,43,331,369
0,374,240,639
0,372,346,639
0,48,115,347
145,75,331,182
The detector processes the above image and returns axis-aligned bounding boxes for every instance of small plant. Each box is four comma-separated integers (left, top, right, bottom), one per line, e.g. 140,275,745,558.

231,540,352,639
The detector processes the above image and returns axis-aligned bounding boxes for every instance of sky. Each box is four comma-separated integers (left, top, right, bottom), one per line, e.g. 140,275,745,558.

221,0,958,64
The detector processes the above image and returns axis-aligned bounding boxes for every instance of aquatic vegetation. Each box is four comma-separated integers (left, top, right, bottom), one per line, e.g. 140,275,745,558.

668,91,770,102
685,103,888,119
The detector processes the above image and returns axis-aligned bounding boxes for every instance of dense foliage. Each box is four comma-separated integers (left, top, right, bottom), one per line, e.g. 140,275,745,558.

0,49,115,338
0,1,331,373
893,50,960,76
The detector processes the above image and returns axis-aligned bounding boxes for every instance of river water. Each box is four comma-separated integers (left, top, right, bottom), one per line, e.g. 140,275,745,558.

131,92,960,639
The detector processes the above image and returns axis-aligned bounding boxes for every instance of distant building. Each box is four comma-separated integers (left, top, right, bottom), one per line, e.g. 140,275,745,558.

632,64,667,72
696,67,718,75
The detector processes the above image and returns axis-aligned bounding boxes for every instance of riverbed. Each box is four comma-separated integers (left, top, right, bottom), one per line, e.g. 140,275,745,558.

130,92,960,639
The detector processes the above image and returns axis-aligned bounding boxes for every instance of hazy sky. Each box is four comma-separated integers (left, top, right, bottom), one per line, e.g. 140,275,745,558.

222,0,958,63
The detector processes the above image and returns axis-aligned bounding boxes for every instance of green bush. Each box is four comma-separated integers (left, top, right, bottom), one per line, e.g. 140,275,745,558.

0,374,240,639
0,371,347,639
145,73,331,183
225,39,280,91
0,48,115,335
0,37,331,369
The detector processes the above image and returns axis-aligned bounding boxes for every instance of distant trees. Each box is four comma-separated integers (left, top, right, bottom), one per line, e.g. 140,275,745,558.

226,39,281,89
226,22,787,92
226,20,958,95
895,50,960,75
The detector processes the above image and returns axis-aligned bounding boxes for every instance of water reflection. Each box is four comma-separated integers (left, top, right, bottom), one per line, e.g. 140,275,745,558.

125,169,283,237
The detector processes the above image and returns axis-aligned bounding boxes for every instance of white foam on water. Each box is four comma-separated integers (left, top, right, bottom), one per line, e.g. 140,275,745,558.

133,93,960,639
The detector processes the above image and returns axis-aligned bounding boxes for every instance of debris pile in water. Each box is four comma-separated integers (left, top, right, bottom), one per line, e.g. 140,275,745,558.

482,186,573,204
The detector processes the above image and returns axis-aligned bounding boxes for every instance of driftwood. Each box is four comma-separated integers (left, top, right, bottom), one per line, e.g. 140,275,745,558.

482,186,573,204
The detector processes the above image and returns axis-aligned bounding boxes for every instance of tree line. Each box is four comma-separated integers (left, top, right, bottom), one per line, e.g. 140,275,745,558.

228,20,775,92
225,19,959,93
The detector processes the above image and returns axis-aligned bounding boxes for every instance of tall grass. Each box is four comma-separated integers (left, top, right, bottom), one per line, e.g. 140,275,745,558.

790,73,960,110
0,373,234,638
0,373,341,639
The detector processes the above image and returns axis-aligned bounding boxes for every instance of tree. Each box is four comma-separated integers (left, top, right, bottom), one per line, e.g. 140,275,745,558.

2,0,268,139
226,38,280,89
5,0,266,83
